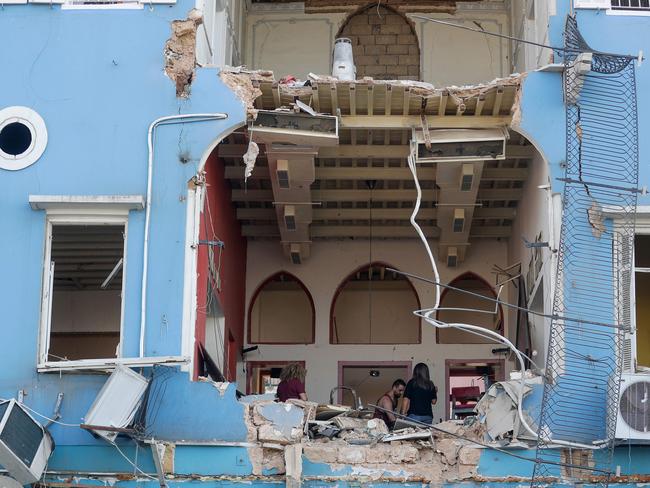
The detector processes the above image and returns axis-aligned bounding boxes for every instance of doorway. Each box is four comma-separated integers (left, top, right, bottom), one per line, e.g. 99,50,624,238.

338,361,411,408
445,359,505,420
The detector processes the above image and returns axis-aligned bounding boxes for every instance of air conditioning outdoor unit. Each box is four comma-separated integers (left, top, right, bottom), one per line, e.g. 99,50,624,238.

0,400,53,485
84,365,149,443
614,372,650,442
412,128,508,163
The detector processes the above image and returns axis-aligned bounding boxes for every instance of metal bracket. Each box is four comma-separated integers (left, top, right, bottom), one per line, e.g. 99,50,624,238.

150,442,168,488
45,393,64,428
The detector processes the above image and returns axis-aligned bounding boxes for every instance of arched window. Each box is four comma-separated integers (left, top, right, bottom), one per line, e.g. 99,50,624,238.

337,3,420,81
331,263,421,344
248,272,314,344
436,273,504,344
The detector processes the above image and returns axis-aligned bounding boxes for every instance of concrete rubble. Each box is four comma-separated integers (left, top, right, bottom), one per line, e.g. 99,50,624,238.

164,9,204,97
241,394,493,483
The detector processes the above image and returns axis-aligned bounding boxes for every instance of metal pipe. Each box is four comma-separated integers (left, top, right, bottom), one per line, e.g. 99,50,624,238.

141,113,228,358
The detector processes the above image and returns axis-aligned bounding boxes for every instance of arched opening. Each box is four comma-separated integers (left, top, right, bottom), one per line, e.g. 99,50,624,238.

436,272,503,344
337,3,420,80
248,272,315,344
331,262,421,344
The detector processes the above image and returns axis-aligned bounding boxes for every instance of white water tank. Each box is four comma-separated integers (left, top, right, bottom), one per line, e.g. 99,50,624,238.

332,38,356,81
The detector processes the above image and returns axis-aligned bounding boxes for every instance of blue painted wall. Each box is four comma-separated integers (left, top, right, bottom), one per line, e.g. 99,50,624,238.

0,0,248,457
520,6,649,198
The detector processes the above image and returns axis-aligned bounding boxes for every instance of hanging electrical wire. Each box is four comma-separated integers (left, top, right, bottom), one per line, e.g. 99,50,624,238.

406,153,604,450
409,14,640,60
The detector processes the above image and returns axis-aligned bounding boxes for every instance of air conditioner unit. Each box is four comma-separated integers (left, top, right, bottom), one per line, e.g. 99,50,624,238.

0,400,53,485
412,128,507,163
84,365,149,443
614,372,650,442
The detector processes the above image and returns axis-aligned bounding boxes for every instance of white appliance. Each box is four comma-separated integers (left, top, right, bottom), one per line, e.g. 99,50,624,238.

0,400,53,485
412,128,507,163
84,365,149,443
332,38,356,81
614,372,650,442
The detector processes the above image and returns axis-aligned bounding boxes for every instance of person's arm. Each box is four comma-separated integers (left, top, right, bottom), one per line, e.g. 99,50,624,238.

401,382,412,414
297,380,307,401
380,396,396,423
431,384,438,406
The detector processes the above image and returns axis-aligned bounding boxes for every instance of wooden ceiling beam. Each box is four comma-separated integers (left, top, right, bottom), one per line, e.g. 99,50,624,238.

339,115,511,130
236,206,515,221
232,188,522,202
220,144,534,160
225,165,526,181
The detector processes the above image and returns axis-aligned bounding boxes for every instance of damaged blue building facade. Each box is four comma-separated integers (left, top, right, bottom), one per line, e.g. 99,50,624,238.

0,0,649,486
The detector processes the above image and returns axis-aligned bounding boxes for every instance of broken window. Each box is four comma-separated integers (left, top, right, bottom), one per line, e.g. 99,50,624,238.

634,234,650,367
331,264,420,344
41,223,126,363
436,273,503,344
248,272,314,344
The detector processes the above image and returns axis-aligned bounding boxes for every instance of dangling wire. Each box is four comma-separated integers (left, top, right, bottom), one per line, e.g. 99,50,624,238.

406,153,603,450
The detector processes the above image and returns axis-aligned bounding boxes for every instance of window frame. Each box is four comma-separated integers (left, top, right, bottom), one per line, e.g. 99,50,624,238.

38,211,129,368
574,0,650,15
30,195,188,372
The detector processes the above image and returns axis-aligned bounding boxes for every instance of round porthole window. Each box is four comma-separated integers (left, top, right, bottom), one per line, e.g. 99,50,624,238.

0,107,48,171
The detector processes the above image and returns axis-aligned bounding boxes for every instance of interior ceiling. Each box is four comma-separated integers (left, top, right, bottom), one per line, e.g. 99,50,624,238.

51,225,124,291
220,77,532,264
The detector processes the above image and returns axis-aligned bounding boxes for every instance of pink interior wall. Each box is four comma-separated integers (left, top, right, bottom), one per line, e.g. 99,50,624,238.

194,152,247,381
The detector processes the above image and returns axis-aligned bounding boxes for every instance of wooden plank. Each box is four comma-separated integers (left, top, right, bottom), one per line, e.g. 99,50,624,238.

237,208,277,220
438,90,449,116
403,87,411,116
272,82,281,108
492,87,504,116
237,207,515,221
311,225,439,239
349,84,356,116
473,207,517,219
476,189,523,201
385,85,392,116
482,168,528,180
315,166,436,180
475,94,486,116
241,225,280,237
470,226,512,238
331,83,338,115
312,84,320,112
233,188,521,203
340,115,511,129
232,190,274,202
367,85,374,116
220,144,533,160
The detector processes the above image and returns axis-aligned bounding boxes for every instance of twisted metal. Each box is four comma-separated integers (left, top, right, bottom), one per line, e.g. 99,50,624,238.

530,15,639,488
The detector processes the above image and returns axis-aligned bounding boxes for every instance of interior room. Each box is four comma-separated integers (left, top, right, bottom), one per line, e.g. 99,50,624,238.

195,0,556,422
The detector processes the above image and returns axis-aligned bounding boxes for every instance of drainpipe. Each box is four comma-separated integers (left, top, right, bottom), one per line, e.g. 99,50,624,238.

141,113,228,358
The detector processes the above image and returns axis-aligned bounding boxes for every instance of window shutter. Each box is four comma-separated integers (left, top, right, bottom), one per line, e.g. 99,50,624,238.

573,0,611,8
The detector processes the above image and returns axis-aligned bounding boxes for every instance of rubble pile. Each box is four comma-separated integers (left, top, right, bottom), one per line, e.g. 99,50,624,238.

242,397,488,483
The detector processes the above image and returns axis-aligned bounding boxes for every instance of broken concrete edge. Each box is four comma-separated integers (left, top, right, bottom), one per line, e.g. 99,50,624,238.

220,66,525,120
164,9,204,98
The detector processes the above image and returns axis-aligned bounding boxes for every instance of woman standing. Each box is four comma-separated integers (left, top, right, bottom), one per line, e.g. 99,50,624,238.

276,363,308,402
401,362,437,425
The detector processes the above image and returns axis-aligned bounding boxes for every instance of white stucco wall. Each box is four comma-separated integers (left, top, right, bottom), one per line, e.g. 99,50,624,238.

506,146,557,367
243,3,512,85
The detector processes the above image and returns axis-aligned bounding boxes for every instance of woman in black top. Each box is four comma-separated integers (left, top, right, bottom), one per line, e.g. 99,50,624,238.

401,362,437,425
